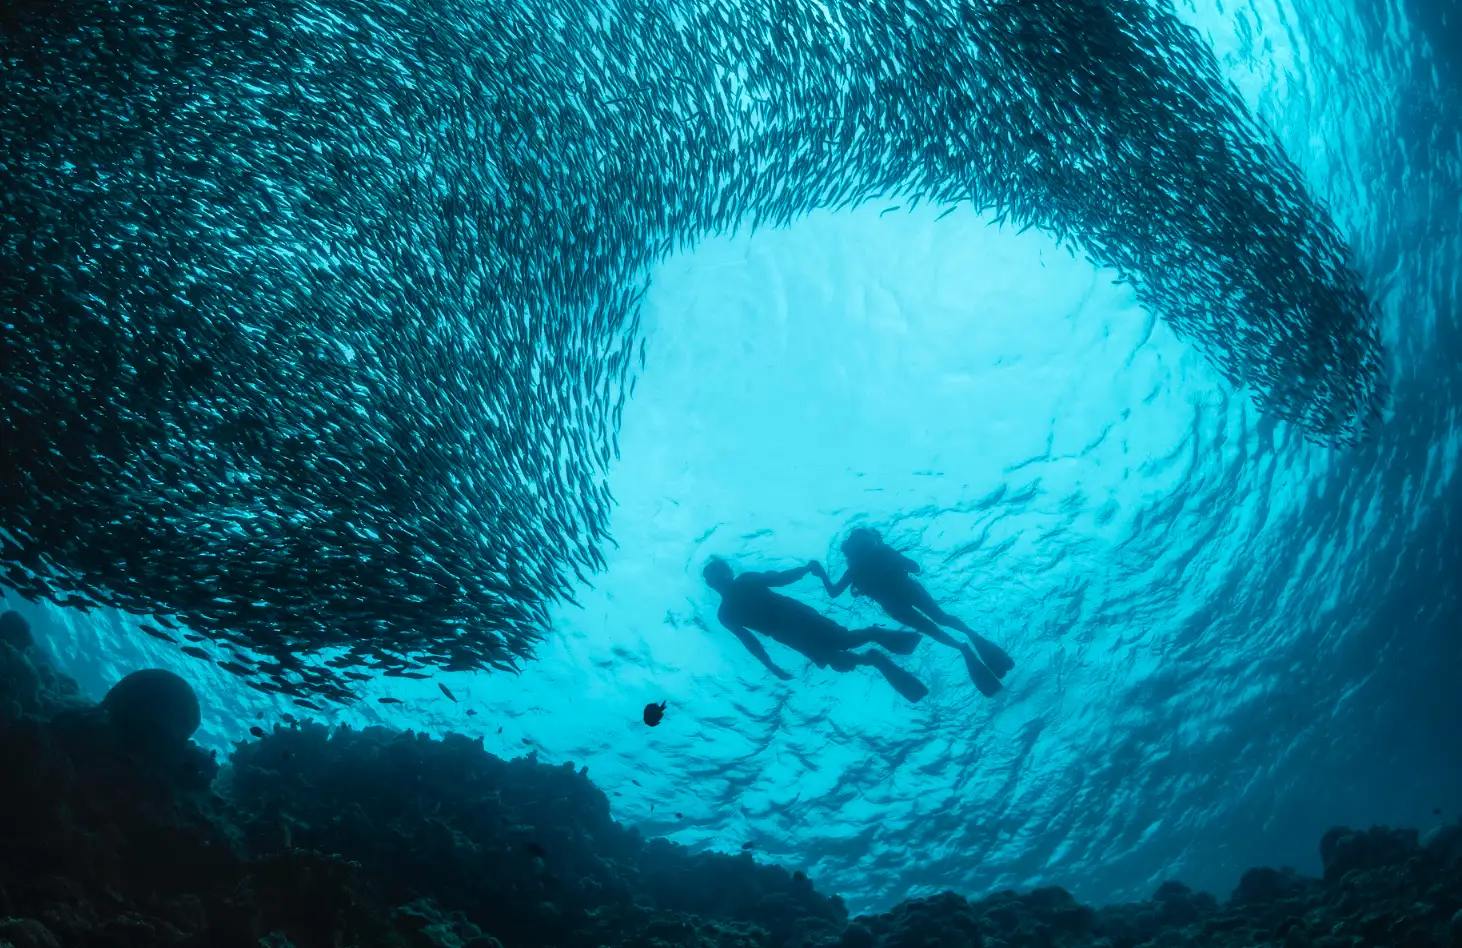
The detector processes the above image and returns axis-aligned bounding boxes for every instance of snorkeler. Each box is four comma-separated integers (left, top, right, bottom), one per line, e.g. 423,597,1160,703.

702,558,930,704
812,528,1015,698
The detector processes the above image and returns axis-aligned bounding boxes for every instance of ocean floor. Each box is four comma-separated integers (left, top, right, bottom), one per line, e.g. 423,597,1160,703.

1,608,1459,948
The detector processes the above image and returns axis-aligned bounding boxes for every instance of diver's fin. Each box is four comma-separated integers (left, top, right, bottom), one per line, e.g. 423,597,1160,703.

863,652,929,703
963,649,1003,697
969,635,1015,678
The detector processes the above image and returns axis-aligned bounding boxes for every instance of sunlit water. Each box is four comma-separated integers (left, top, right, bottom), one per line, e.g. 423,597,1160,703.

8,0,1460,915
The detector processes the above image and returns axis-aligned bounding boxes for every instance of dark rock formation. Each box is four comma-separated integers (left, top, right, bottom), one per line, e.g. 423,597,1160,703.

0,612,32,652
0,644,1458,948
101,668,203,748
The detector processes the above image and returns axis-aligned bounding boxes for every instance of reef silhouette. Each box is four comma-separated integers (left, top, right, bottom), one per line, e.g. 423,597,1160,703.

1,614,1458,948
0,0,1385,692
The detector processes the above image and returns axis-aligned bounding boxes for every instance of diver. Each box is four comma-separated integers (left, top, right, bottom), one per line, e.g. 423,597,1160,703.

811,527,1015,698
702,558,930,704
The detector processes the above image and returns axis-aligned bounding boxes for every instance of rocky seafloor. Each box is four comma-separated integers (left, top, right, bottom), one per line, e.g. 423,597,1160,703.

1,609,1459,948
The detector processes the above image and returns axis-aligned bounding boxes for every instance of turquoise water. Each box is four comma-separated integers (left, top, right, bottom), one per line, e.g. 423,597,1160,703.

6,0,1460,917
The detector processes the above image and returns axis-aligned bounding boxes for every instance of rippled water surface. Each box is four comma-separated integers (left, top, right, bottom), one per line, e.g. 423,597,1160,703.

11,0,1461,915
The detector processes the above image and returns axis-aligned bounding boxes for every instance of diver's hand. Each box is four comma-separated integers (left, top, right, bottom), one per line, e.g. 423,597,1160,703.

808,560,826,578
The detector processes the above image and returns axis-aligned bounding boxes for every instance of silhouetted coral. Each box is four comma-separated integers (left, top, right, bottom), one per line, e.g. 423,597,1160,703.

0,612,85,726
0,611,32,651
223,724,846,948
1,643,1459,948
102,668,203,749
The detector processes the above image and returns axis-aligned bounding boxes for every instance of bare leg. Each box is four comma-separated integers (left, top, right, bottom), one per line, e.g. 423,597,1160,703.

854,626,920,655
907,587,1015,677
885,602,1002,697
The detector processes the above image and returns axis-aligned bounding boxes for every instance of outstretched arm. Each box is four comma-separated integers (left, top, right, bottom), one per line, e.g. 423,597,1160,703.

725,624,795,680
812,562,854,598
738,563,817,588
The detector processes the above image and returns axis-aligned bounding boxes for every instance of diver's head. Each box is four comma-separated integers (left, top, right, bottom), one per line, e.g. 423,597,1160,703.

840,527,881,559
702,558,734,591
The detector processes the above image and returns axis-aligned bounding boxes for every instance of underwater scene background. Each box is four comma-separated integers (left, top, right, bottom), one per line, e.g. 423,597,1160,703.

2,0,1460,931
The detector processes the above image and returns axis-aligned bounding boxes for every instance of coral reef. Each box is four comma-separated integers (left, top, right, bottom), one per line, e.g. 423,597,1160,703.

0,640,1458,948
102,668,203,749
0,611,86,726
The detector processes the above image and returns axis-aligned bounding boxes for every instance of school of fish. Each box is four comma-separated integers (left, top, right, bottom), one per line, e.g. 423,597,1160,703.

0,0,1385,700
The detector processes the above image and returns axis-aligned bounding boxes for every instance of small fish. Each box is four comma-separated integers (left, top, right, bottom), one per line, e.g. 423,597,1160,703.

742,841,754,850
377,697,403,705
497,726,503,733
139,624,176,643
249,726,265,738
642,700,667,727
675,812,682,818
935,206,958,221
438,682,457,702
1434,808,1443,816
631,779,641,786
181,646,210,660
466,709,478,717
293,699,321,711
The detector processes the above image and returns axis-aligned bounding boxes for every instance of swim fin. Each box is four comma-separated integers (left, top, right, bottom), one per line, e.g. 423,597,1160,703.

963,648,1003,698
864,651,929,703
969,635,1015,678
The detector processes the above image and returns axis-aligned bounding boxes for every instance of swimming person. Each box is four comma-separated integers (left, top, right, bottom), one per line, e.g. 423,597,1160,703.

812,527,1015,698
702,558,930,704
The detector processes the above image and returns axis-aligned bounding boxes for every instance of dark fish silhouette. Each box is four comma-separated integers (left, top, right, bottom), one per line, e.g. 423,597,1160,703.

181,646,210,660
642,701,667,727
139,625,175,643
742,841,754,850
466,709,478,716
438,683,457,701
249,726,266,738
377,697,403,705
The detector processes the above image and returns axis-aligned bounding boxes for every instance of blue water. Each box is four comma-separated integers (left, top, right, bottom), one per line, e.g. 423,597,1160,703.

7,0,1460,917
